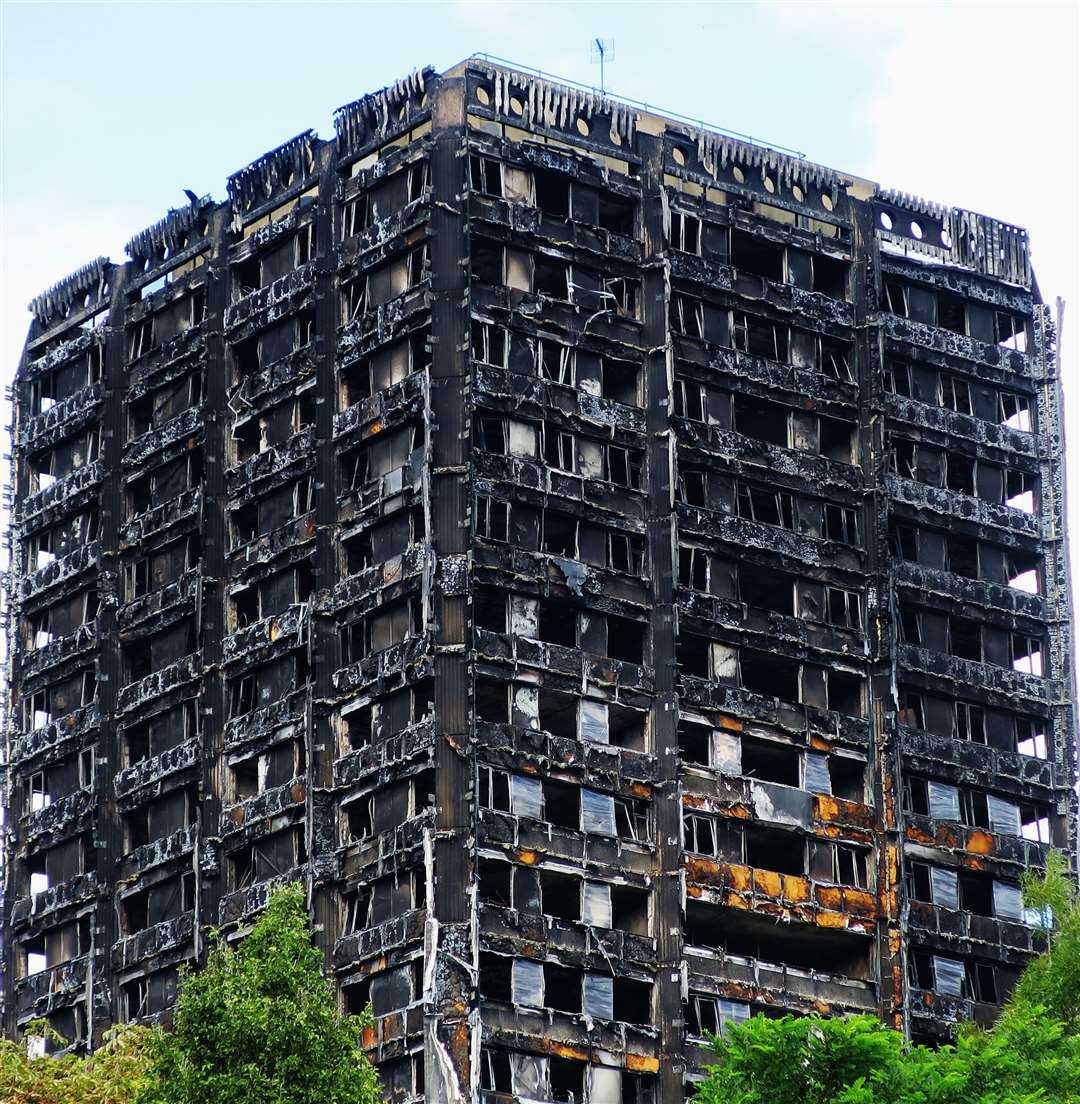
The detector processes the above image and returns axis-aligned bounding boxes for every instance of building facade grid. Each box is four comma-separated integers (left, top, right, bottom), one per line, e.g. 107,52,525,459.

2,57,1076,1104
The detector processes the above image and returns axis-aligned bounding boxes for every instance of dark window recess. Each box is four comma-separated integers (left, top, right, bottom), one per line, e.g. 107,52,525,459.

598,193,637,236
734,393,789,446
741,565,794,616
745,825,804,875
741,735,800,786
731,229,784,282
534,168,570,218
606,616,645,664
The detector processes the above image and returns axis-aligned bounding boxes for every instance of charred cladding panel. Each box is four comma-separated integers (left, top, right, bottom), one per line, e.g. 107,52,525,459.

2,56,1075,1099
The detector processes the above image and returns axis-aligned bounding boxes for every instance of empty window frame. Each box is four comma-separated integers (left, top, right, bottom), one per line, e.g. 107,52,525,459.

475,495,509,541
472,320,508,368
670,294,704,339
536,337,573,384
669,209,702,254
673,376,707,421
736,484,795,529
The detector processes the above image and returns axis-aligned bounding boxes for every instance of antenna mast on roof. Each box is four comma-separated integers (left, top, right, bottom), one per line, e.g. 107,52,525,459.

589,38,613,94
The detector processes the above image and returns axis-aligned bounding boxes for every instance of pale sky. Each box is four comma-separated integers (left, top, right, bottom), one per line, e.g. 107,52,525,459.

1,0,1078,594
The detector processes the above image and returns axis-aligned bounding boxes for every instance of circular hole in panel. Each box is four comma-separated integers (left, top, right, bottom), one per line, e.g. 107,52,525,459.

733,165,745,183
822,193,834,211
672,146,686,166
609,128,622,146
82,293,92,309
940,227,952,247
576,116,590,137
509,96,523,116
763,175,775,194
910,220,923,239
880,211,893,231
475,86,491,106
792,184,804,202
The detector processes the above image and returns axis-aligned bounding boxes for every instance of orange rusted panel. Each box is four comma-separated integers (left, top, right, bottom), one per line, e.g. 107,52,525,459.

815,910,848,929
815,794,841,822
627,1054,660,1073
816,884,843,910
291,782,306,803
684,856,722,884
845,888,877,916
728,863,752,892
718,714,744,732
809,733,834,752
629,782,652,798
724,892,749,910
686,884,702,898
514,849,539,865
546,1042,590,1062
966,830,994,855
782,874,810,901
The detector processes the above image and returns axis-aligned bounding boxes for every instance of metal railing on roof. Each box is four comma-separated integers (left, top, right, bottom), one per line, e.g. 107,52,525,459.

466,52,807,160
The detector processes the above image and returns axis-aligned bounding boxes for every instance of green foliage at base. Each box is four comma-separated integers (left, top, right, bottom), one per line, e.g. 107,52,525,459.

137,884,380,1104
696,853,1080,1104
0,1022,153,1104
694,1003,1079,1104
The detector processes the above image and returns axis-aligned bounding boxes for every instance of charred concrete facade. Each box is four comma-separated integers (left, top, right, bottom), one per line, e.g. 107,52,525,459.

2,57,1076,1101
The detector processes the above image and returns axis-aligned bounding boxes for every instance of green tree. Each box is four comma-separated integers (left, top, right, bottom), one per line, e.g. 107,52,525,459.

1011,849,1080,1030
0,1021,153,1104
697,855,1080,1104
137,884,381,1104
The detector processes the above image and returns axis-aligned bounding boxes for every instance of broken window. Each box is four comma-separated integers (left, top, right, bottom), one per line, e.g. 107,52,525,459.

671,294,704,339
740,563,795,616
999,391,1033,432
731,311,787,362
468,154,503,196
994,311,1028,353
737,484,795,529
884,360,912,397
741,734,799,787
534,256,571,300
939,375,972,415
1020,802,1051,843
536,337,573,383
534,167,570,218
475,495,509,542
1011,633,1044,676
687,995,750,1038
683,813,718,856
673,377,707,421
823,503,859,544
817,333,852,381
733,393,789,447
1014,717,1048,759
670,209,702,254
825,586,862,630
1004,469,1037,513
472,320,508,368
543,425,577,472
731,229,784,282
127,317,155,361
603,444,643,489
600,356,641,405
